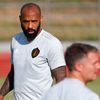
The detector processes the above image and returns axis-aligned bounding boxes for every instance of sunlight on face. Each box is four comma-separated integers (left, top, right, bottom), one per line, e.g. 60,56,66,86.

80,51,100,83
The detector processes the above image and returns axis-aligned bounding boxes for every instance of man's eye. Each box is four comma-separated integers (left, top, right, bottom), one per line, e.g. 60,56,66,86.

24,21,29,23
32,20,38,22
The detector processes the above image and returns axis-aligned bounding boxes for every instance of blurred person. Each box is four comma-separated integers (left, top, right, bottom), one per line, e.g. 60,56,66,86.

0,3,66,100
42,43,100,100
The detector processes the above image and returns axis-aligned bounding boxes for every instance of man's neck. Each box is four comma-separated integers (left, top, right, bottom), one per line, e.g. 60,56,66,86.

69,72,86,85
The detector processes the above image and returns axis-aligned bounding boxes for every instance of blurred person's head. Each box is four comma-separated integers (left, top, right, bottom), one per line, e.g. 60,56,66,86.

19,3,42,42
65,43,100,84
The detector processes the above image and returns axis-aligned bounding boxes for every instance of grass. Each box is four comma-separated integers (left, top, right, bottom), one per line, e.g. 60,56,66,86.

87,77,100,95
0,76,100,100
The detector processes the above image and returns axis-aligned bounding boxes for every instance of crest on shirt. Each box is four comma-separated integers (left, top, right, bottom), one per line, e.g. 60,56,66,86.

31,48,40,58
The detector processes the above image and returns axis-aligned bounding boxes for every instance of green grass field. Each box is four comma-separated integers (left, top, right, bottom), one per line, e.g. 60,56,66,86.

0,76,100,100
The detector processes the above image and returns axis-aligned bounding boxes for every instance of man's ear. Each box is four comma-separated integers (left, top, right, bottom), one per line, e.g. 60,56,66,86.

40,15,43,22
74,61,83,72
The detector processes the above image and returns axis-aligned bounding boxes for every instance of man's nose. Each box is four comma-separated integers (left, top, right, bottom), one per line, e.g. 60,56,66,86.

97,63,100,70
98,65,100,69
28,22,33,28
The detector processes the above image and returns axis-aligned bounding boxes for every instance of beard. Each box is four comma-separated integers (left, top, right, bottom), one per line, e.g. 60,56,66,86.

21,23,41,41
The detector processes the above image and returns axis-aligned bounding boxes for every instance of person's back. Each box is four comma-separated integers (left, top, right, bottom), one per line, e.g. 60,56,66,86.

43,78,99,100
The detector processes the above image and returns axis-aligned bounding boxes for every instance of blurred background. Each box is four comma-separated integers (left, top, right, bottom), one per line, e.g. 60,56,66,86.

0,0,99,41
0,0,100,99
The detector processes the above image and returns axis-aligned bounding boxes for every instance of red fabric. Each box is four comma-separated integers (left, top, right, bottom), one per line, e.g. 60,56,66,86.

0,52,11,78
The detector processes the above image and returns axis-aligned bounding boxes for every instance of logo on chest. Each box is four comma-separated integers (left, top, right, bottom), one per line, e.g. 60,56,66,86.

31,48,40,58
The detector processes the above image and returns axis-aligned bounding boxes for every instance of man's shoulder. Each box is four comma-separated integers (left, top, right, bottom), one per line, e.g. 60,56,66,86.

77,83,100,100
12,32,24,41
42,30,59,41
13,32,23,39
11,32,26,45
85,88,100,100
42,29,62,45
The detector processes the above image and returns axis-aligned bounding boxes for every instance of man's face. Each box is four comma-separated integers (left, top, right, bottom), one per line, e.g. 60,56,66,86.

80,52,100,83
20,8,42,41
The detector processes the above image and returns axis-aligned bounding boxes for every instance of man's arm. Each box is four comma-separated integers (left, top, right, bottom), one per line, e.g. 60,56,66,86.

0,64,14,98
51,66,66,83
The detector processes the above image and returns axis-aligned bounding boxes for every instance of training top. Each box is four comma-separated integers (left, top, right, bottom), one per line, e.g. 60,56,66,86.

11,29,66,100
42,78,100,100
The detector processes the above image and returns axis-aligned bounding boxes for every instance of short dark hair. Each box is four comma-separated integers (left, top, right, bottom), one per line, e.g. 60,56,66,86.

20,3,41,16
65,43,98,71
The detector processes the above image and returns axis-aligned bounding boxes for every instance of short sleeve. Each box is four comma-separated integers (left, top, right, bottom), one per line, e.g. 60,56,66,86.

48,39,66,70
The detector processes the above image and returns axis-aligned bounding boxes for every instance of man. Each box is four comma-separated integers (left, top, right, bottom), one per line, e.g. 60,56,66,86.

42,43,100,100
0,3,66,100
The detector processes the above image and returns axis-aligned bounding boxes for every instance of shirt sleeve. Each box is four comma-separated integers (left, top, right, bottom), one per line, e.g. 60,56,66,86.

48,39,66,70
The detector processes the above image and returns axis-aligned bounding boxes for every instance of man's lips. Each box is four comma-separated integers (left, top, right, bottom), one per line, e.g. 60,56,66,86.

28,31,34,34
27,30,35,34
